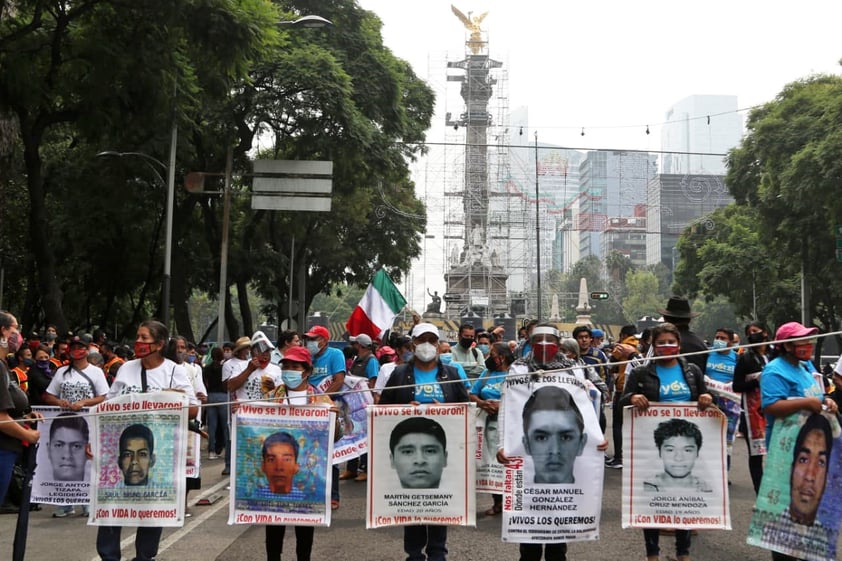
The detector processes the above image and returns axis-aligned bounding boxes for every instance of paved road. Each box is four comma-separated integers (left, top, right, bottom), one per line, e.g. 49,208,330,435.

0,416,832,561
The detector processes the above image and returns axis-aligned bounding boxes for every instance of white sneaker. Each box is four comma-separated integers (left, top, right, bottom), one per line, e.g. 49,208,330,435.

208,453,218,460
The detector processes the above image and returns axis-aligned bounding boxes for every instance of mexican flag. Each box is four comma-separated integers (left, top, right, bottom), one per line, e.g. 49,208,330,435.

345,269,406,339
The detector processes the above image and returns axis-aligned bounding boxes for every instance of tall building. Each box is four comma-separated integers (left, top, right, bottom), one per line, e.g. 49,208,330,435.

661,95,743,175
577,150,657,261
645,174,733,269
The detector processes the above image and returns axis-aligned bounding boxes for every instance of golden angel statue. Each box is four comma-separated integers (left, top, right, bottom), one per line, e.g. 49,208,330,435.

451,5,489,54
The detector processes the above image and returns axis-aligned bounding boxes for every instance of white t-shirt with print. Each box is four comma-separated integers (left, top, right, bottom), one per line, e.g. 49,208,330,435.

232,363,282,402
106,358,198,405
47,364,109,402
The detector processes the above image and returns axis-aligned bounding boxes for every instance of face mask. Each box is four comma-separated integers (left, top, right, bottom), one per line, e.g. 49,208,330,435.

459,337,474,349
69,347,88,361
36,359,51,370
477,344,490,355
257,356,271,369
711,339,728,350
747,332,766,344
1,332,22,354
533,342,559,364
484,355,500,371
187,355,196,364
414,342,438,363
306,341,320,356
654,343,680,357
134,342,154,358
46,332,57,342
793,344,814,361
22,358,34,367
282,370,304,388
223,351,233,360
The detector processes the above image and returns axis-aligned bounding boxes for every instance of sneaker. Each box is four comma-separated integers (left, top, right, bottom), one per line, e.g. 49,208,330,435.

604,456,614,466
339,470,357,480
52,506,76,518
606,457,623,469
81,506,90,516
208,453,218,460
354,472,368,482
221,468,230,475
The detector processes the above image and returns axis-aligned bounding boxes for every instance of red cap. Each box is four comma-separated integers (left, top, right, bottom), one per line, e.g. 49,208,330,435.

775,322,818,341
282,345,312,367
304,325,330,340
376,346,396,360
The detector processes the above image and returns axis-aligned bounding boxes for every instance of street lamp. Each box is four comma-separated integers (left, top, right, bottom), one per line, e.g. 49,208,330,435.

96,150,173,326
279,15,333,28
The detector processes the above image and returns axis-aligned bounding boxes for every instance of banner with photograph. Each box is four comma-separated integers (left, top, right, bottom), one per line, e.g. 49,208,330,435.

366,403,476,529
622,403,730,530
475,409,504,494
500,373,605,543
230,401,335,527
747,411,842,561
31,406,92,506
89,392,189,527
332,374,373,465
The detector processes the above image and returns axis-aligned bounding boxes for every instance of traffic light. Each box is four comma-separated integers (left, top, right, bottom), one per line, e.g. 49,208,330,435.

590,291,610,300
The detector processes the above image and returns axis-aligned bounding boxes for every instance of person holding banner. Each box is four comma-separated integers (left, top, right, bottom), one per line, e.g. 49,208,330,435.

704,328,740,475
621,322,713,561
759,321,838,561
380,322,468,561
264,344,339,561
497,323,608,561
733,321,771,494
95,320,198,561
470,342,513,516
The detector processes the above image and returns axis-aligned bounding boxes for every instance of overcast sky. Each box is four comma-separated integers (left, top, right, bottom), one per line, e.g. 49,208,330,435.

355,0,842,313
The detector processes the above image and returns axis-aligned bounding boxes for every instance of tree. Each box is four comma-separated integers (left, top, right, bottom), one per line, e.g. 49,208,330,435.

675,72,842,342
623,270,662,323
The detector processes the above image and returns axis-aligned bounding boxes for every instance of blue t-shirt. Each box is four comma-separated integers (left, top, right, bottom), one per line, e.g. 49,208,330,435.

309,346,346,389
761,356,824,439
414,367,444,403
470,369,504,400
705,350,737,383
656,363,691,402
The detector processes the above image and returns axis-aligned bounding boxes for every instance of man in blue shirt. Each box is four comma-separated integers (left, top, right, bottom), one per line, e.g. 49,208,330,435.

303,325,345,509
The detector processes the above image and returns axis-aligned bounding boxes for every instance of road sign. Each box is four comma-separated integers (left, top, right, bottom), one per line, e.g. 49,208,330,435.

836,249,842,263
590,291,610,300
251,159,333,212
836,225,842,236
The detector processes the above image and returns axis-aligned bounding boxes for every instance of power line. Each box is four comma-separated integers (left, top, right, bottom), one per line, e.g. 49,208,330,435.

402,141,729,157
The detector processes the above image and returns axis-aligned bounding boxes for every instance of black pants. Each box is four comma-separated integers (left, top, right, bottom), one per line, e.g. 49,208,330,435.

739,412,764,494
611,391,623,460
643,528,690,557
265,525,314,561
519,543,566,561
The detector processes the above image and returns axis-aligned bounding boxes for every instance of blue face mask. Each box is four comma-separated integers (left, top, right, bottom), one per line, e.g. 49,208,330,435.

282,370,304,388
186,355,196,364
477,344,490,355
402,351,413,363
305,341,320,356
712,339,728,350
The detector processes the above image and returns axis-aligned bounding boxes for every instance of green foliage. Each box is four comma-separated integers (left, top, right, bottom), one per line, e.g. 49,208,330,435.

623,270,663,322
676,73,842,336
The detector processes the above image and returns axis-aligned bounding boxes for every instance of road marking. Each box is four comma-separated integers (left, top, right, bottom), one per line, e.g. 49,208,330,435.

87,478,230,561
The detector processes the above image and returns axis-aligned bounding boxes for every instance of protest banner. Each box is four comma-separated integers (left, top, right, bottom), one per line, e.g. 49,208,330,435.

622,403,730,530
747,411,842,561
366,403,476,529
89,391,189,527
230,401,335,526
31,406,91,506
186,430,201,479
332,374,372,465
500,372,604,543
475,408,504,494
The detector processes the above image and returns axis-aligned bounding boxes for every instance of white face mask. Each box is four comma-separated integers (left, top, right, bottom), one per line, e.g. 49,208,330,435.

414,342,438,363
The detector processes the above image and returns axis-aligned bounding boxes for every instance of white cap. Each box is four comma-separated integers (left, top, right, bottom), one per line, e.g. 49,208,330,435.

411,323,440,340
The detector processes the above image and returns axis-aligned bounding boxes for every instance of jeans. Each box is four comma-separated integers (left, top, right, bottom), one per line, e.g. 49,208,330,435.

611,392,623,460
331,465,339,502
96,525,163,561
346,453,368,474
740,412,764,494
205,392,229,453
404,525,447,561
643,528,691,557
519,543,567,561
0,448,18,505
266,525,315,561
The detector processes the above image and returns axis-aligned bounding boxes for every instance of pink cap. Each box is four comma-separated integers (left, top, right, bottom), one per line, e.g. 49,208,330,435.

775,322,818,341
282,345,312,367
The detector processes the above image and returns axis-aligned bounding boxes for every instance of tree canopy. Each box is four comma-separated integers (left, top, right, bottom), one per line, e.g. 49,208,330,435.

0,0,434,340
